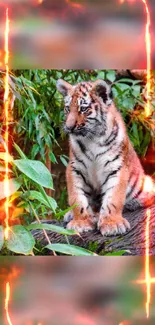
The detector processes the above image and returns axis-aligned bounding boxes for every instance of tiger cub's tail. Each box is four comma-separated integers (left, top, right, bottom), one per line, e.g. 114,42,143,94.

125,175,155,211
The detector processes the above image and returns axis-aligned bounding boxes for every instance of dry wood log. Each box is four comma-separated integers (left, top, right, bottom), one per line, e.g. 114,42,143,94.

115,69,147,82
31,204,155,256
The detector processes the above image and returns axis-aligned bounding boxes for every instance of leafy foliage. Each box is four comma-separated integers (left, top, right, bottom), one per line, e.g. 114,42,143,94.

9,69,154,159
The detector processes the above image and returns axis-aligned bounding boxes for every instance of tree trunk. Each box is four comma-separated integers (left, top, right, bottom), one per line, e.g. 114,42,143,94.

31,204,155,255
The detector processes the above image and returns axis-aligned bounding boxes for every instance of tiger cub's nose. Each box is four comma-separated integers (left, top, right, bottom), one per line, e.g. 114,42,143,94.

64,122,76,134
65,125,75,132
65,114,77,132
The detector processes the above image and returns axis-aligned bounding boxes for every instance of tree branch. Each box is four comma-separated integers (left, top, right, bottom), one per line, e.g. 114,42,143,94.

31,204,155,255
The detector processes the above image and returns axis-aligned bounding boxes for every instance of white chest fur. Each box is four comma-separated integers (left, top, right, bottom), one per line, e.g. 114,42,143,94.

70,134,122,190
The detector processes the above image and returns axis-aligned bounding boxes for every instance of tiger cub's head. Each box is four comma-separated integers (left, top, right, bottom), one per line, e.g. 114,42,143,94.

56,79,113,137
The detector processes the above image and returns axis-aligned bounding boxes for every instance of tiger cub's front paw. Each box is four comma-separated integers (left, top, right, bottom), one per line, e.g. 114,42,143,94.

98,216,130,236
67,218,95,233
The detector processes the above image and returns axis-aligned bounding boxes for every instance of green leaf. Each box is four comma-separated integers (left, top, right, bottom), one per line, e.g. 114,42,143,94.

31,144,40,159
106,70,116,82
49,152,57,164
6,225,35,255
46,243,97,256
0,178,21,200
115,83,130,91
0,226,4,250
141,131,151,157
28,190,57,212
122,97,135,110
55,205,77,218
60,155,68,167
37,185,55,212
132,124,139,146
96,71,105,80
131,85,141,97
14,159,53,189
27,223,77,236
116,78,134,84
14,142,27,159
105,250,131,256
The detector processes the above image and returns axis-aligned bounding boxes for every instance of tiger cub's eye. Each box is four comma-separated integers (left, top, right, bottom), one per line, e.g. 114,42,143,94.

80,106,89,113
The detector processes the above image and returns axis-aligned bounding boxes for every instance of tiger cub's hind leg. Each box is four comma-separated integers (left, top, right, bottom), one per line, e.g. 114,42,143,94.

98,168,131,236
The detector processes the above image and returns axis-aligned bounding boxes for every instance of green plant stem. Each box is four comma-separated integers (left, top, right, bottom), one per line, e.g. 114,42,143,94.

28,201,56,256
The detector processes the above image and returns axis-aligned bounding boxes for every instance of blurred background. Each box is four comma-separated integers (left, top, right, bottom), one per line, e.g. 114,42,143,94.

1,257,155,324
0,0,155,68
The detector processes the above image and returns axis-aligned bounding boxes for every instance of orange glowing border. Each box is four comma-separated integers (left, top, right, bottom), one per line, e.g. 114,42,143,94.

2,7,52,250
135,209,155,319
142,0,151,117
3,7,10,239
120,0,152,117
4,268,44,325
145,208,151,318
5,282,13,325
5,281,44,325
2,1,154,323
119,0,153,321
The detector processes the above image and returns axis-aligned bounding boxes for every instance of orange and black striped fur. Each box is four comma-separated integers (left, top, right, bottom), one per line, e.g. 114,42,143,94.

56,79,155,236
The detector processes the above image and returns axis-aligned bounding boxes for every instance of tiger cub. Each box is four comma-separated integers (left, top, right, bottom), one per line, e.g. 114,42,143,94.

56,78,154,236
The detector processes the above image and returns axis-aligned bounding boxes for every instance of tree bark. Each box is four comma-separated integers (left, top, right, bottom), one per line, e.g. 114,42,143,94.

31,204,155,255
115,69,147,81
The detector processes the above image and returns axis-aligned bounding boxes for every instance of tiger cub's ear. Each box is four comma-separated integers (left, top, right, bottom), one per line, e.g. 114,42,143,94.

93,79,113,105
56,79,73,96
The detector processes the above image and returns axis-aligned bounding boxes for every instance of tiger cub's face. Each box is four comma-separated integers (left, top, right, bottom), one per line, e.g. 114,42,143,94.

56,79,113,137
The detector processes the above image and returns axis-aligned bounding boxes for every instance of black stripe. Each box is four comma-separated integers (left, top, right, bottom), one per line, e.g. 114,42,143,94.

101,167,121,188
72,167,87,185
104,153,121,167
77,139,93,161
104,130,113,144
76,186,91,196
96,141,119,159
111,203,116,210
100,107,107,123
101,186,114,197
77,140,86,153
73,170,93,191
128,172,134,185
96,151,107,159
134,178,144,199
97,142,116,158
104,124,118,146
126,176,139,199
107,205,111,214
105,134,117,147
87,117,99,122
72,150,87,169
87,120,101,126
99,123,118,148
